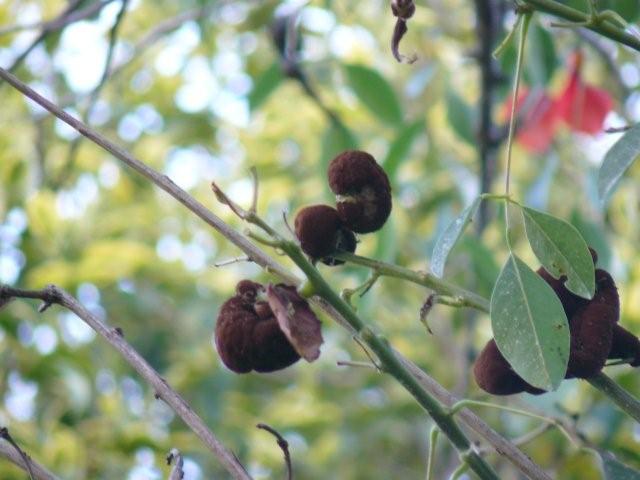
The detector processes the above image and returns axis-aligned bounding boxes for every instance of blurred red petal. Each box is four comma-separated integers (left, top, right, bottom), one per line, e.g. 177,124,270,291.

502,88,561,153
556,52,613,134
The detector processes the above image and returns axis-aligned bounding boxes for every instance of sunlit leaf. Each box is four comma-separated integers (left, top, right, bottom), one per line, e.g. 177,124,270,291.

430,197,481,278
597,123,640,204
344,64,403,125
522,206,595,299
491,254,570,390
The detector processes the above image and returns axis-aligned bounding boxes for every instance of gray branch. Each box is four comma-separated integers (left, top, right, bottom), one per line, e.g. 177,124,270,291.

0,285,251,480
0,440,60,480
0,66,550,480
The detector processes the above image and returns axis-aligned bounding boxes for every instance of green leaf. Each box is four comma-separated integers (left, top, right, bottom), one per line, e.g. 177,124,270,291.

249,63,283,111
599,451,640,479
382,119,424,181
522,206,595,299
597,123,640,204
525,22,557,86
445,89,476,145
491,254,570,390
344,64,403,125
430,197,481,278
320,121,358,178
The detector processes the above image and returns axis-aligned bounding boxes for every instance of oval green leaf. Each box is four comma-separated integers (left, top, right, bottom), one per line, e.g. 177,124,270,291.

522,206,595,299
430,197,481,278
598,123,640,204
491,254,570,390
344,64,403,125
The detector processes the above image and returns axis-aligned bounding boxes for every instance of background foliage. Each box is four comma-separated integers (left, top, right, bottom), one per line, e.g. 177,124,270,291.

1,0,640,478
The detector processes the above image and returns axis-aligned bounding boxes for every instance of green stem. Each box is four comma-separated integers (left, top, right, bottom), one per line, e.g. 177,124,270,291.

587,372,640,423
521,0,640,52
426,427,439,480
504,12,531,242
280,242,499,480
449,399,578,447
333,252,490,313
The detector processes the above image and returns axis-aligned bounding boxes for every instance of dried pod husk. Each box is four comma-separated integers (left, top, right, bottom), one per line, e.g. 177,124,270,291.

214,281,300,373
473,339,544,396
609,324,640,367
565,303,615,378
327,150,392,234
294,205,356,266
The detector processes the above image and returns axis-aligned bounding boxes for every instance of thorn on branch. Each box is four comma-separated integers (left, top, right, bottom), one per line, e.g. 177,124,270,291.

256,423,293,480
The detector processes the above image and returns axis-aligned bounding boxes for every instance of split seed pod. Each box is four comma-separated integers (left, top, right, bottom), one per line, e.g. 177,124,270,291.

214,280,323,373
294,205,357,265
327,150,392,234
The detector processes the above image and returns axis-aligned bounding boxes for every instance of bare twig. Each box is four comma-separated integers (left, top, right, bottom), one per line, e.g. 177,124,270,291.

0,284,251,480
0,0,116,37
167,448,185,480
0,427,35,480
0,440,59,480
56,0,131,187
256,424,293,480
0,67,551,480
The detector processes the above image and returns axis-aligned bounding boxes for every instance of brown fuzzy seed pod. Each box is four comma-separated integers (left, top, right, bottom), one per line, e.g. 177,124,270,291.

214,282,300,373
327,150,392,234
565,303,615,378
536,267,590,319
590,269,620,323
294,205,357,265
473,339,544,396
609,324,640,367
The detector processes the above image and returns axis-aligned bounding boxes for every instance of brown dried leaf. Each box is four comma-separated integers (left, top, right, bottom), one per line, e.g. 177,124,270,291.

266,284,323,362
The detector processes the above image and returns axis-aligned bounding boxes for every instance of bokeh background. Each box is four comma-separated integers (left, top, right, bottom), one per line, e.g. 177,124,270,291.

1,0,640,478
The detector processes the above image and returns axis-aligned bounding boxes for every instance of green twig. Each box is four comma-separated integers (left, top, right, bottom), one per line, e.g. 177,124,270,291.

277,241,499,480
333,252,490,313
521,0,640,52
426,427,439,480
587,372,640,423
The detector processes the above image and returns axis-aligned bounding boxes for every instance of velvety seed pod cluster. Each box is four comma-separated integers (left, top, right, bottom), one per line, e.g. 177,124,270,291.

474,249,640,396
215,280,301,373
294,150,392,264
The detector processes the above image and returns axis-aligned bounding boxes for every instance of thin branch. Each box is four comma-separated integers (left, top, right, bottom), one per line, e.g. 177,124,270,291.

0,428,35,480
334,252,490,313
587,372,640,423
521,0,640,52
0,434,59,480
256,424,293,480
0,0,116,37
166,449,185,480
0,284,252,480
0,66,551,480
56,0,131,187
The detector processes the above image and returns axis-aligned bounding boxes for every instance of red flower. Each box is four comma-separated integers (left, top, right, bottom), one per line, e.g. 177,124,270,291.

554,51,614,135
504,87,560,154
504,51,614,153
